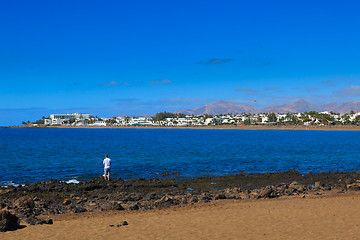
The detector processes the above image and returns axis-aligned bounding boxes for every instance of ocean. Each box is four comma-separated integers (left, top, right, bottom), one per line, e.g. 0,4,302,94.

1,128,360,186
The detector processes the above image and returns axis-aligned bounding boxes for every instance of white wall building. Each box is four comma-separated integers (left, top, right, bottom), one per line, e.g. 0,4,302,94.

48,113,94,125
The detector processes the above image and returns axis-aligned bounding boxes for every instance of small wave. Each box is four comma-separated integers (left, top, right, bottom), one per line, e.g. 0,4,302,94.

0,181,21,188
65,179,80,184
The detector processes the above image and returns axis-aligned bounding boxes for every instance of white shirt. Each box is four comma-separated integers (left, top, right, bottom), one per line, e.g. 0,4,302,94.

103,157,111,169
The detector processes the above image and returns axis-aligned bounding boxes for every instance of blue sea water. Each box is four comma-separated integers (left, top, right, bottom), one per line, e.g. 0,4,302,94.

1,128,360,186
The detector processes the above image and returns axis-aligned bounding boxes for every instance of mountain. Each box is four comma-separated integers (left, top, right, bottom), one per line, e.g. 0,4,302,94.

114,100,360,117
319,102,341,112
336,101,360,114
263,99,320,113
174,99,360,115
263,99,360,114
175,100,260,115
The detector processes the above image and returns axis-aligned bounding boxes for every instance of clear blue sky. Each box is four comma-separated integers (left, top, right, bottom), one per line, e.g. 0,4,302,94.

1,0,360,125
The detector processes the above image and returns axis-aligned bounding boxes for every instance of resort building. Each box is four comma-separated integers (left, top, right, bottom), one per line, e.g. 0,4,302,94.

47,113,94,125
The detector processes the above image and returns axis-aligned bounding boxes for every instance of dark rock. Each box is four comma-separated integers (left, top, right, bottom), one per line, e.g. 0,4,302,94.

111,202,125,211
43,219,53,224
0,210,20,232
117,221,128,226
84,201,98,212
63,199,71,205
14,196,35,209
24,216,40,225
154,196,176,209
189,195,199,203
224,188,242,199
67,206,86,213
214,193,226,200
200,193,212,202
259,187,273,198
125,203,139,210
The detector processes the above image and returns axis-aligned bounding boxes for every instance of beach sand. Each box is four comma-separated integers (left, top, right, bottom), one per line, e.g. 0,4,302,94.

3,193,360,240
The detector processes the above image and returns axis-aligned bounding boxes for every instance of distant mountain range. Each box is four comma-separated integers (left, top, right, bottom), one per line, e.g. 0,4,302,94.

175,100,258,115
174,99,360,115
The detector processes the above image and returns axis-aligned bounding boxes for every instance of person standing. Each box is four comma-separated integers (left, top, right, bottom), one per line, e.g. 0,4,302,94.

103,154,111,180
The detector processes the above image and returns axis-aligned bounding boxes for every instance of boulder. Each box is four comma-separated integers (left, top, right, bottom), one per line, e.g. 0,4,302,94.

62,199,71,205
39,219,53,225
214,193,226,200
66,206,87,214
125,203,139,210
259,187,273,198
199,193,212,202
14,196,35,209
314,181,322,189
239,193,250,200
224,188,242,199
346,183,360,191
289,181,300,189
111,202,125,211
249,191,259,199
0,210,20,231
118,221,128,226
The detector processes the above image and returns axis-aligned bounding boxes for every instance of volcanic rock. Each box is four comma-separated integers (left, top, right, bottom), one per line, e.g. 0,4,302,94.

0,210,20,232
259,186,274,198
63,199,71,205
14,196,35,209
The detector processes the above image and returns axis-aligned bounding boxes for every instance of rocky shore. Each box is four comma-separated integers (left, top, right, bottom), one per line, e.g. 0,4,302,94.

2,170,360,231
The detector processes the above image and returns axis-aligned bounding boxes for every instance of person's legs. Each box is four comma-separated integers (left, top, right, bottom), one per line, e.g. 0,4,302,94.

104,168,110,180
104,168,108,180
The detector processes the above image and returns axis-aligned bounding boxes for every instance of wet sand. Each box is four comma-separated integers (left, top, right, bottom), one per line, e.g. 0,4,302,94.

3,192,360,240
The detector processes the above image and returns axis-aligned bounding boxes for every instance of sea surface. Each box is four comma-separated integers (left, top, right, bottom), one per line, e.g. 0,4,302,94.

1,128,360,186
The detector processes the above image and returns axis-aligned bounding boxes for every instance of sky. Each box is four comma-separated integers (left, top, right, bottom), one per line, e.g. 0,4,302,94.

1,0,360,126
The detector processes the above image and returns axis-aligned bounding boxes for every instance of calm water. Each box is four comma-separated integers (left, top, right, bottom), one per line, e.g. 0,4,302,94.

1,128,360,186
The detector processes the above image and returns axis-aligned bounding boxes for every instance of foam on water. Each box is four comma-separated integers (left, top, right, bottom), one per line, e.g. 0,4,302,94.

65,179,80,184
1,181,21,188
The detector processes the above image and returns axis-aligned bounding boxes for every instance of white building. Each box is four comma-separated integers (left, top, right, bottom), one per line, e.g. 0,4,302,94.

48,113,94,125
130,117,153,126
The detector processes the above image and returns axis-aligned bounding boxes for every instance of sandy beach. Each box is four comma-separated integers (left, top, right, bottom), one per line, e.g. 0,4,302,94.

3,192,360,240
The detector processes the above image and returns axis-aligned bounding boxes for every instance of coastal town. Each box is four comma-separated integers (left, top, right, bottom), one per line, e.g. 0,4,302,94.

25,110,360,127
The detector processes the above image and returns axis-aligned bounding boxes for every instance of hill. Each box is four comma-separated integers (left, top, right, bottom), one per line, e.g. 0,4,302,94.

175,99,360,115
175,101,260,115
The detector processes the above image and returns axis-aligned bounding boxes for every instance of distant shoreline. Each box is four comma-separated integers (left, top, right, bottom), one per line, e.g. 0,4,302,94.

7,124,360,131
